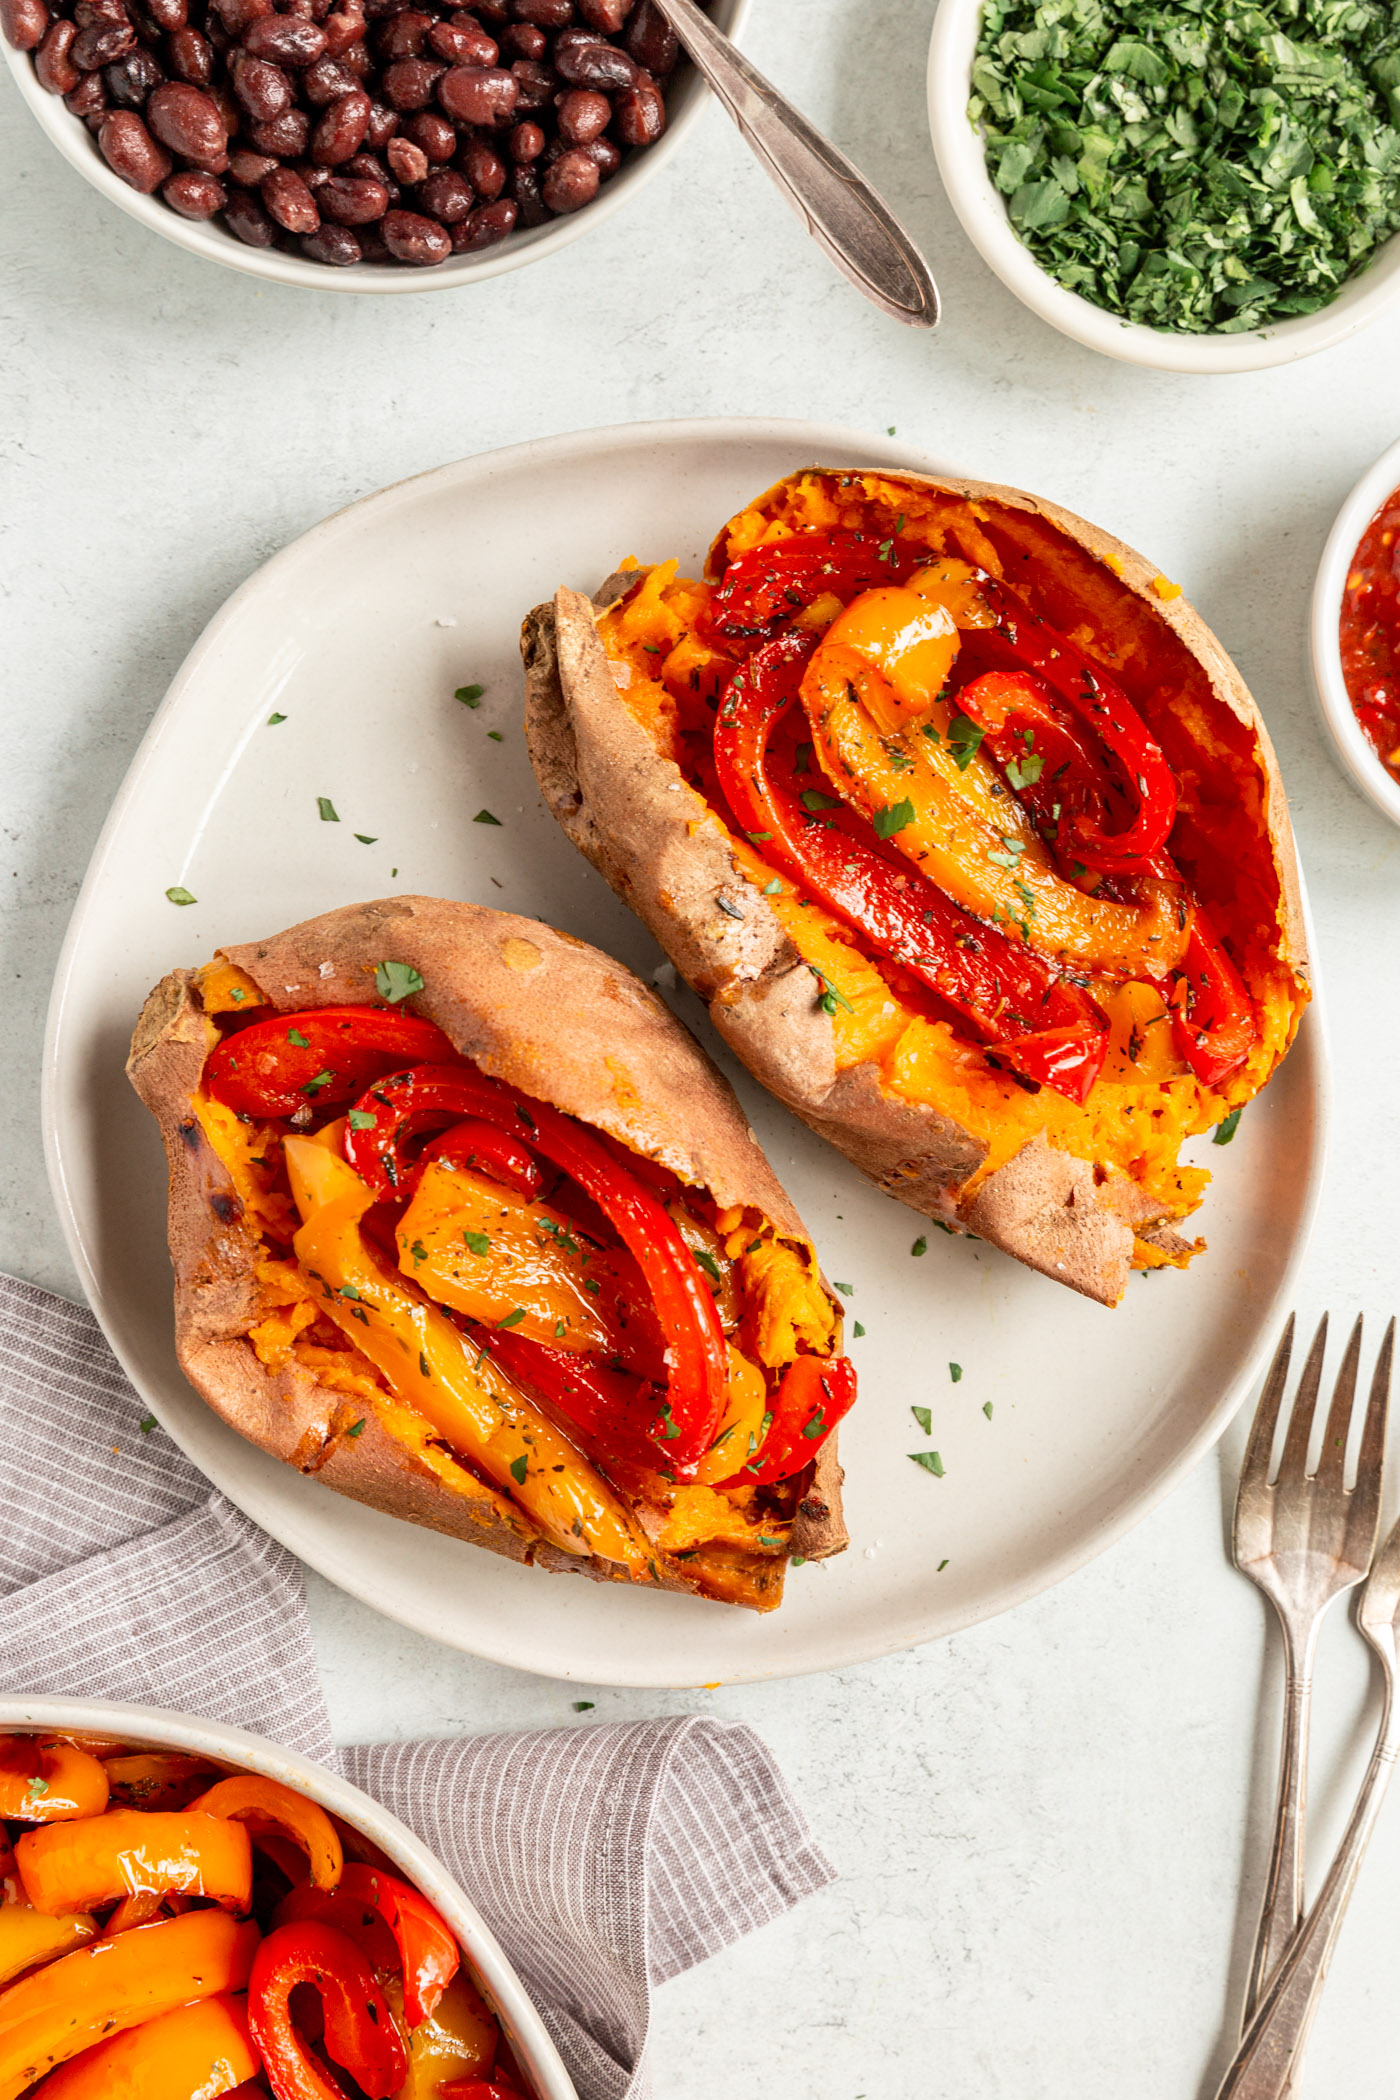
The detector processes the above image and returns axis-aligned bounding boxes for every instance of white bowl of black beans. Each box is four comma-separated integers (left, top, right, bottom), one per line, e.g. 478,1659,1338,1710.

927,0,1400,373
1,0,746,286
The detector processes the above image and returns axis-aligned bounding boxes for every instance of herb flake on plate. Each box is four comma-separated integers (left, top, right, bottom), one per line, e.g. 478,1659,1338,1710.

970,0,1400,334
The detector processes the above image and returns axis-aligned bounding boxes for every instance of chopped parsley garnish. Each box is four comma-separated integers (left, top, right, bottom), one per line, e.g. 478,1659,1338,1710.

267,712,286,725
853,1320,866,1338
348,1109,377,1130
693,1247,723,1284
911,1235,928,1257
747,830,773,842
802,1408,827,1439
937,1557,950,1571
762,878,783,896
912,1405,933,1434
498,1307,526,1328
555,1320,567,1338
375,959,424,1003
409,1240,429,1266
301,1069,336,1095
26,1777,49,1800
1005,751,1044,791
488,729,503,742
354,834,378,844
947,715,986,769
509,1453,529,1485
1214,1106,1244,1145
910,1450,946,1476
874,797,916,839
832,1280,854,1295
287,1027,309,1047
801,788,843,814
455,684,485,707
139,1414,157,1434
970,0,1400,334
949,1362,963,1383
791,1554,808,1567
338,1283,363,1300
346,1418,367,1437
317,797,339,823
473,809,502,826
984,1401,995,1419
573,1700,595,1711
657,1400,683,1440
165,886,197,906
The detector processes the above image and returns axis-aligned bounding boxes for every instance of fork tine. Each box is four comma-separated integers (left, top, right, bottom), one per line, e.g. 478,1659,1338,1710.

1276,1313,1330,1481
1317,1315,1363,1484
1236,1314,1296,1505
1347,1319,1396,1549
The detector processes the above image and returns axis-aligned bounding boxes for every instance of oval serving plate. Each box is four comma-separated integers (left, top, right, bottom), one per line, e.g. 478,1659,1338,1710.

44,417,1328,1687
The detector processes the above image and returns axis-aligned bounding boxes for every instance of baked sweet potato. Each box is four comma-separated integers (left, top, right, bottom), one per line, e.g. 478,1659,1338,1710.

128,896,850,1612
523,468,1309,1306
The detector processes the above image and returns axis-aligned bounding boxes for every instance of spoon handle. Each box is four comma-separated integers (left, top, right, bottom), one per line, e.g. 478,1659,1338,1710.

646,0,939,328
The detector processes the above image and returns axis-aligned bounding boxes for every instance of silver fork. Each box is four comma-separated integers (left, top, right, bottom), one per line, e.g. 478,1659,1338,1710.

1218,1317,1397,2099
1231,1314,1388,2037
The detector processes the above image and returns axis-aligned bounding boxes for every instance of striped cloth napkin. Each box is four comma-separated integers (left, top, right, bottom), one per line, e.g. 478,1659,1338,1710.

0,1273,835,2100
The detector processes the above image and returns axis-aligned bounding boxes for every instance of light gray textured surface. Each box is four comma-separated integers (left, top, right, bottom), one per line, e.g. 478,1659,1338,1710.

4,0,1400,2092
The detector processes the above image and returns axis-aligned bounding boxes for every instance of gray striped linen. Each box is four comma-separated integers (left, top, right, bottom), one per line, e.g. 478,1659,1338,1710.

0,1273,835,2099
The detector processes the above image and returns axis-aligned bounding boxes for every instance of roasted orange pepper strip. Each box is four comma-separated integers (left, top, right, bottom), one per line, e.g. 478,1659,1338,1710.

16,1809,252,1918
0,1738,109,1825
31,1990,259,2099
0,1899,96,1987
0,1909,259,2100
188,1776,343,1893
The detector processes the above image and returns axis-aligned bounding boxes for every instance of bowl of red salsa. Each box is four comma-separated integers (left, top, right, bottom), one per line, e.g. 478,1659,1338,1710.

1313,433,1400,829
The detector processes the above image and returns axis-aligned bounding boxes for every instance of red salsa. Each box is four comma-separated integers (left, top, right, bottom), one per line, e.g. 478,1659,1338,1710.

1340,481,1400,783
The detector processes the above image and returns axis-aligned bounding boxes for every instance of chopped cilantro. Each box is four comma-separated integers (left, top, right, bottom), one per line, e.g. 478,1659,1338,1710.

832,1281,854,1295
267,712,286,725
911,1235,928,1257
473,809,502,825
165,886,197,906
375,959,423,1003
762,878,783,896
348,1109,377,1130
853,1320,866,1338
301,1069,336,1095
317,797,339,823
410,1240,429,1266
338,1283,363,1301
346,1418,367,1437
693,1247,723,1284
947,715,986,769
1214,1107,1243,1145
1005,751,1044,791
971,0,1400,334
984,1401,995,1419
912,1405,933,1433
455,683,485,706
26,1777,49,1800
746,830,773,842
572,1700,595,1711
949,1362,963,1383
910,1451,946,1476
487,729,503,742
937,1557,949,1571
554,1320,567,1338
354,833,378,844
791,1554,807,1567
801,788,843,814
139,1414,157,1434
874,797,916,839
498,1307,527,1329
287,1027,309,1047
509,1453,529,1485
463,1231,491,1256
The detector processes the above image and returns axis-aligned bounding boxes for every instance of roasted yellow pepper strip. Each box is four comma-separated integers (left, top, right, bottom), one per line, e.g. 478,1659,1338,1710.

397,1162,615,1356
284,1142,656,1572
803,634,1186,978
0,1902,96,1988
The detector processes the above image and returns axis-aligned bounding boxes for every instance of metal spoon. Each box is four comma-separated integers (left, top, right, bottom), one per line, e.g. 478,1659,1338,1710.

646,0,939,328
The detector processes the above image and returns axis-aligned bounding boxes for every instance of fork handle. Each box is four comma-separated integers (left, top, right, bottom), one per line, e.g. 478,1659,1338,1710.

646,0,938,326
1215,1719,1400,2098
1244,1661,1313,2026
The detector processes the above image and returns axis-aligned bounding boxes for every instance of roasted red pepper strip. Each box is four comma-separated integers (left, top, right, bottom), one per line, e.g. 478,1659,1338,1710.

1170,911,1257,1085
704,530,919,645
331,1863,459,2028
247,1920,408,2100
437,2083,526,2099
717,1354,857,1489
469,1325,663,1472
345,1067,729,1473
203,1006,458,1119
413,1119,543,1201
712,634,1108,1104
951,578,1177,872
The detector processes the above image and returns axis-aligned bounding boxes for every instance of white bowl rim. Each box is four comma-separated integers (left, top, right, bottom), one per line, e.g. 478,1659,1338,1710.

0,1692,578,2100
0,0,748,294
926,0,1400,373
1309,431,1400,830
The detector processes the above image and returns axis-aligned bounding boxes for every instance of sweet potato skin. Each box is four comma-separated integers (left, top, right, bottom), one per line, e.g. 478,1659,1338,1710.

128,896,848,1607
522,468,1308,1308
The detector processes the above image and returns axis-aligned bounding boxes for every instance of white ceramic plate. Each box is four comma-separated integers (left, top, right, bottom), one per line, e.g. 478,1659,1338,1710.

1,0,746,295
927,0,1400,373
1310,431,1400,830
0,1694,577,2100
44,417,1328,1687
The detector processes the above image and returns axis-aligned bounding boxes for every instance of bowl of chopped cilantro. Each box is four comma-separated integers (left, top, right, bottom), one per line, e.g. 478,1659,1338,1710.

928,0,1400,370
